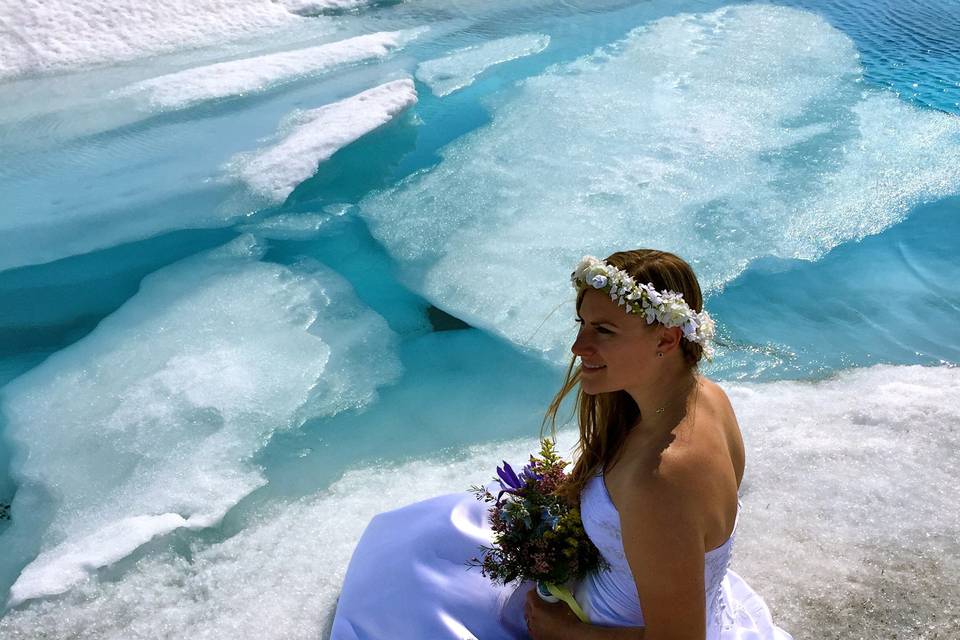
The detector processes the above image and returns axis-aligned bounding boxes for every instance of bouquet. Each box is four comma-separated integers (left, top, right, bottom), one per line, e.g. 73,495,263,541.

469,439,606,623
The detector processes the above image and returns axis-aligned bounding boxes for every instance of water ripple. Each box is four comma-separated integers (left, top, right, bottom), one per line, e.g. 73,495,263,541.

785,0,960,113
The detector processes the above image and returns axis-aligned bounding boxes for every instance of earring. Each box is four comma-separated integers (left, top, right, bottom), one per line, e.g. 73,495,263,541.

657,352,663,358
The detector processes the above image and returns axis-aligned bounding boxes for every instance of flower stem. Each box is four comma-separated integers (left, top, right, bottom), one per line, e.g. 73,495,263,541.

545,582,589,623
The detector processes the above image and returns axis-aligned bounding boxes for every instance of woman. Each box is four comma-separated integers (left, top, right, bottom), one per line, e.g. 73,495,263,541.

331,250,792,640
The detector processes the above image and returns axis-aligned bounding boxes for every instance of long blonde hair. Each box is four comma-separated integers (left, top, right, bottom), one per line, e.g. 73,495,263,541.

542,249,706,504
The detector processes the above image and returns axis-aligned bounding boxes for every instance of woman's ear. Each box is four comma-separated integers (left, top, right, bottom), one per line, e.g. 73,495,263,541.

656,326,683,353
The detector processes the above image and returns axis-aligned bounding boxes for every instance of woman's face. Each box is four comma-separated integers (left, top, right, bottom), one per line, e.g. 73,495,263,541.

571,289,662,395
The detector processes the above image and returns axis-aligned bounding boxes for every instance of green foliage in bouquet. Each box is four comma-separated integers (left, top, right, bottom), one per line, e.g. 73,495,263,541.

469,439,607,587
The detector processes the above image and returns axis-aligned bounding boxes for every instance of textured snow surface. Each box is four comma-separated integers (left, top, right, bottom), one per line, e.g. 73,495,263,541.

0,0,307,80
0,365,957,638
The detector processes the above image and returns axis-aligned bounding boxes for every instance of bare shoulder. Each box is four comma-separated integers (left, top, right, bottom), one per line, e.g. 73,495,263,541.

658,378,740,478
700,376,733,411
619,376,744,546
698,376,737,417
695,376,746,486
619,453,709,558
618,448,709,535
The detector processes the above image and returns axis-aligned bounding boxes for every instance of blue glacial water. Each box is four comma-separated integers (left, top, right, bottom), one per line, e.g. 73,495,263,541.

786,0,960,113
0,0,958,638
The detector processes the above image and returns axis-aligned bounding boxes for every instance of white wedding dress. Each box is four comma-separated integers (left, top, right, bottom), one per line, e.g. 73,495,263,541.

331,473,793,639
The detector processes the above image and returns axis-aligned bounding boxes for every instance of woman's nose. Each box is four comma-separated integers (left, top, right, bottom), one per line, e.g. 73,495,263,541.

571,332,595,356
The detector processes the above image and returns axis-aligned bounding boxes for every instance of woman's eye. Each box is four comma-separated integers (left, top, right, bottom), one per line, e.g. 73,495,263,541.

574,318,612,334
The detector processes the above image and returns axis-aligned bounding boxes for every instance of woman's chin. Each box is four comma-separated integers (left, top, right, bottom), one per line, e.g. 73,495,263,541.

578,380,606,395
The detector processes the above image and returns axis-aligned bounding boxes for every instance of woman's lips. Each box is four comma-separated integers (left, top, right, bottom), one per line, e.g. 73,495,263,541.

581,364,606,373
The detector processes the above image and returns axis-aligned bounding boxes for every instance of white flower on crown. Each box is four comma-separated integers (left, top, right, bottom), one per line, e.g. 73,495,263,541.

570,255,716,361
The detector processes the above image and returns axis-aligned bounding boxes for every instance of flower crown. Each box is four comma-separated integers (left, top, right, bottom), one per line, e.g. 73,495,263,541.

571,256,716,360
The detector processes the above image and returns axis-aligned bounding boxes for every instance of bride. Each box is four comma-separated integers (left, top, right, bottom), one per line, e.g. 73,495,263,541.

331,249,793,640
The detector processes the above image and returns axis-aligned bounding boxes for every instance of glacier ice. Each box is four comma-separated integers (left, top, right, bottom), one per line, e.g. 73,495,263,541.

228,78,418,203
359,5,960,363
123,30,424,111
0,234,400,605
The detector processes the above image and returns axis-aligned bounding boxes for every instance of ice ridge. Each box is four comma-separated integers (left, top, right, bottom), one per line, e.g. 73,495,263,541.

416,33,551,97
123,29,424,111
229,77,418,202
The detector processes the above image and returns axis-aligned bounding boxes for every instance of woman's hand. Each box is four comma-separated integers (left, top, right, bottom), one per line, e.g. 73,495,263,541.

524,589,584,640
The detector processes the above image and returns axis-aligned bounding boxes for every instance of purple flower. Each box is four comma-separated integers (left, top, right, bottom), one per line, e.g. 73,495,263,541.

520,463,542,484
496,461,524,496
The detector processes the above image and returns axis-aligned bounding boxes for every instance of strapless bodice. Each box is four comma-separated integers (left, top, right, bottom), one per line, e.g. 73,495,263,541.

574,473,740,629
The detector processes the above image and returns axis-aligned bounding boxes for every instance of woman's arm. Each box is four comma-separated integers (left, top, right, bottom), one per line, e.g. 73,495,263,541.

525,459,709,640
570,624,646,640
524,592,645,640
618,464,708,640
